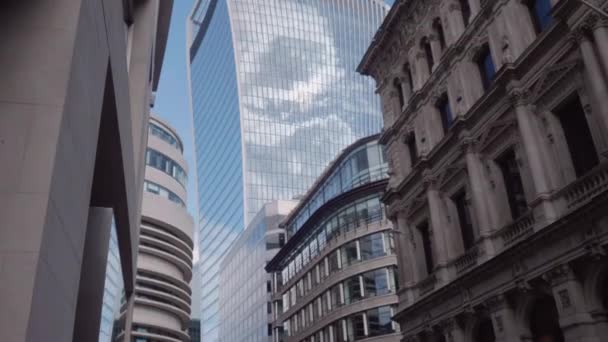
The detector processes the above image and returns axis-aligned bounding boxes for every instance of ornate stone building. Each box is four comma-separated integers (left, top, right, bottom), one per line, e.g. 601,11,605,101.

358,0,608,341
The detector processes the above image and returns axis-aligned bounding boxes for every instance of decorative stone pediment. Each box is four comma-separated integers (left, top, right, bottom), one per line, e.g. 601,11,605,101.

478,119,517,151
530,59,580,97
437,161,467,187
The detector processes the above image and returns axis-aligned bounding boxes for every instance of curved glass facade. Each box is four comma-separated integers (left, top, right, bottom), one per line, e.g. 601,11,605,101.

287,140,388,237
145,148,188,187
281,194,385,285
189,1,389,341
149,122,183,152
144,180,185,207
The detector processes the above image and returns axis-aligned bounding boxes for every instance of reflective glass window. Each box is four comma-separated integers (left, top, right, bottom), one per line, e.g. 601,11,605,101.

362,269,389,297
344,276,363,304
359,233,386,261
366,306,394,337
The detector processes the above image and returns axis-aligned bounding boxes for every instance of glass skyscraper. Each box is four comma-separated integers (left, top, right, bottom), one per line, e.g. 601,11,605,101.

188,1,389,340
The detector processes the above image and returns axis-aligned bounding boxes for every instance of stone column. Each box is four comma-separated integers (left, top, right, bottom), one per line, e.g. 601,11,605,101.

423,172,452,282
446,2,466,44
396,211,419,305
416,51,431,88
510,90,560,223
469,0,481,17
429,34,443,69
591,17,608,77
378,81,399,128
543,264,604,342
573,28,608,150
485,294,524,342
440,318,466,342
400,73,414,103
460,133,498,256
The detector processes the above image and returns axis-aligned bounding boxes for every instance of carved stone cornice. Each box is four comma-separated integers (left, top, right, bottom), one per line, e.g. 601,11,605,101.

542,263,576,287
568,27,591,45
422,169,438,190
508,88,529,107
459,130,478,154
484,293,509,313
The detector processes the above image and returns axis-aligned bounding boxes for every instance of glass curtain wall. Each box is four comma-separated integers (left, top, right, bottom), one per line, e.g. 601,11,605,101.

189,1,389,341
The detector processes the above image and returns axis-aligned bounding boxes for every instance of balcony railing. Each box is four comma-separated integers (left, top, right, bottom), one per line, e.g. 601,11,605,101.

498,211,535,247
560,162,608,211
453,246,480,274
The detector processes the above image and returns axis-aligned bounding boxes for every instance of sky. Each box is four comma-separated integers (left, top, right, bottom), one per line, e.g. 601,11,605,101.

154,0,197,223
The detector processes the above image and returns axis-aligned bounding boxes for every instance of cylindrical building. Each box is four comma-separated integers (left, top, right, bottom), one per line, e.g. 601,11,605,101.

118,115,194,342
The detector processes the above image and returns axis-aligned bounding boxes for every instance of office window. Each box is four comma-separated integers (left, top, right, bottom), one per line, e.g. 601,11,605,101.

347,313,366,341
367,306,394,337
362,268,390,297
359,233,385,260
341,240,359,267
344,276,363,304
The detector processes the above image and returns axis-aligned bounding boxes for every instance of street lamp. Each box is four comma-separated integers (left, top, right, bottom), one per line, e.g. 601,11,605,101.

579,0,608,19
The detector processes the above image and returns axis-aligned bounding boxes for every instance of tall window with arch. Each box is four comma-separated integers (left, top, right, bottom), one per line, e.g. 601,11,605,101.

393,77,405,109
459,0,471,27
404,63,414,97
432,17,447,51
436,92,454,133
421,37,434,73
476,44,496,91
525,0,553,33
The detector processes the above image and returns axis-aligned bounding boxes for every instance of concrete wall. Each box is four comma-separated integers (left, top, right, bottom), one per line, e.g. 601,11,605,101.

0,0,172,341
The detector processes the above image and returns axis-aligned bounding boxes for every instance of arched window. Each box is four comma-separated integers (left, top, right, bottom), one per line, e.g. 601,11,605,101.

475,44,495,91
432,18,447,50
404,63,414,93
459,0,472,27
393,78,405,109
421,37,434,73
526,0,553,33
436,93,453,132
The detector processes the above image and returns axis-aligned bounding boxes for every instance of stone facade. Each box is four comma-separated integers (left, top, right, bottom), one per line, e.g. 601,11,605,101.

358,0,608,341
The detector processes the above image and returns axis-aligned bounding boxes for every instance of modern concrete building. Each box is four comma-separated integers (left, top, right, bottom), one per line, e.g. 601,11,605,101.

266,136,402,342
359,0,608,341
218,200,298,342
0,1,171,341
187,2,390,339
117,115,195,341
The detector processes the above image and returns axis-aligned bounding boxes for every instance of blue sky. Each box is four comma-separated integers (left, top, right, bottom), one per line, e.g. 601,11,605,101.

154,0,197,220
